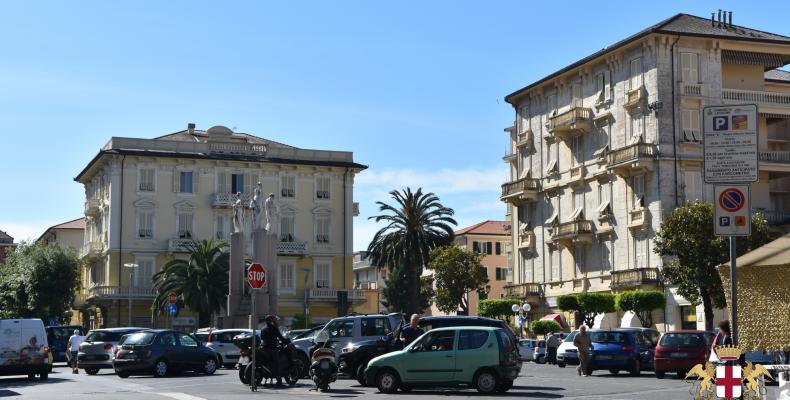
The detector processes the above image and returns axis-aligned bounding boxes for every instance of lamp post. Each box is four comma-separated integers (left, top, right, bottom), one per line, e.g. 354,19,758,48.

123,263,138,327
512,302,532,338
301,267,311,329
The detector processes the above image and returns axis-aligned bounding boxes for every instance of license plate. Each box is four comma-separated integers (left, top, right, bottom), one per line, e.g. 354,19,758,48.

670,352,688,358
124,354,138,360
597,355,612,360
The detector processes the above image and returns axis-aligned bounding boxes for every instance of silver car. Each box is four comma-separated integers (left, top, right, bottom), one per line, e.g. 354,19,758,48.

203,329,252,369
519,339,537,361
78,327,146,374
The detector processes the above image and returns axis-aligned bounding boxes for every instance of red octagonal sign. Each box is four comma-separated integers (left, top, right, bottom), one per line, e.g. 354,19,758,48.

247,263,266,290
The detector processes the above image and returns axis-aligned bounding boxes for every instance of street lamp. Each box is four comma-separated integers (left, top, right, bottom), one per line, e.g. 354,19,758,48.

512,302,532,338
123,263,138,327
301,267,311,329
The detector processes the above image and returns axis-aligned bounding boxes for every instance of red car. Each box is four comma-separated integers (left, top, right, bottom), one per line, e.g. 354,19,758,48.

653,330,714,379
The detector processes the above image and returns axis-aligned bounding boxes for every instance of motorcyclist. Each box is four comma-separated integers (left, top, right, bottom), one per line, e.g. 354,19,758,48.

262,314,287,387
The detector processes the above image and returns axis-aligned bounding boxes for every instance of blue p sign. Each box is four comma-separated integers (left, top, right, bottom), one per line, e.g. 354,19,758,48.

719,216,731,226
713,116,729,131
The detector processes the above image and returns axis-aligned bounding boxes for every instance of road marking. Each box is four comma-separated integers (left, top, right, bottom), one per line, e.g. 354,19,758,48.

153,393,208,400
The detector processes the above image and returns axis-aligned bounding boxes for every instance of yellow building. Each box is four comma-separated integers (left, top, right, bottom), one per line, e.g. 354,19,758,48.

74,124,366,330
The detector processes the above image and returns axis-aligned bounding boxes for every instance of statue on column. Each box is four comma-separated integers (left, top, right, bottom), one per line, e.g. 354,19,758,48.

264,193,277,234
232,193,245,233
249,182,263,230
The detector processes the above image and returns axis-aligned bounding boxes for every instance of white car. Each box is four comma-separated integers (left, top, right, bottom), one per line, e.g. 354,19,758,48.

556,330,578,368
519,339,537,361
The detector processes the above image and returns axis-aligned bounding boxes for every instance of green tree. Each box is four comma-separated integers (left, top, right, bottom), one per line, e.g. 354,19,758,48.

477,298,521,322
152,239,229,328
366,188,456,315
615,290,666,328
654,202,769,330
530,320,561,336
428,245,488,314
558,292,615,328
0,242,80,323
380,265,435,314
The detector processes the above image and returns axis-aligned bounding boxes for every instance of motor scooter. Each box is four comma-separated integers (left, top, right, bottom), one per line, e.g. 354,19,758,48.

309,332,338,391
232,333,301,386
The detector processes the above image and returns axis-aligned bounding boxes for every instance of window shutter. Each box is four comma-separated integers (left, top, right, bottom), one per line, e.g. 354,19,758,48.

604,70,611,101
173,169,180,193
192,170,199,194
243,173,252,194
472,241,480,253
217,172,227,193
495,242,501,255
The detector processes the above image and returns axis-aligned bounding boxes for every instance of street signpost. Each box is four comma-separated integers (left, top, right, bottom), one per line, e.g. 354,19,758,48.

246,263,266,392
703,104,759,347
167,292,177,328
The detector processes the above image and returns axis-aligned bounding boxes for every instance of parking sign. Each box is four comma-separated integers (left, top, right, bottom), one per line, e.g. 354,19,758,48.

703,105,758,183
714,185,751,236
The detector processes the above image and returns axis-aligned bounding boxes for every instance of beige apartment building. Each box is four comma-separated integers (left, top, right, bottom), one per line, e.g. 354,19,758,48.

37,217,86,251
428,220,512,316
74,125,366,330
501,13,790,331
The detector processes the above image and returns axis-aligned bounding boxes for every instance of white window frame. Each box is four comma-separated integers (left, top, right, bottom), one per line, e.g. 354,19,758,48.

681,109,702,142
595,70,612,103
214,213,231,241
601,239,612,272
316,176,330,200
138,167,156,192
632,174,645,210
574,245,585,276
175,170,198,194
681,52,699,83
572,82,582,108
550,248,561,282
314,261,332,288
597,181,611,217
683,170,703,203
278,261,295,293
634,234,648,269
630,113,644,143
177,210,194,239
571,135,583,166
132,256,155,288
548,93,558,116
281,175,296,199
315,215,330,244
518,105,530,133
136,209,155,240
629,57,643,89
279,214,295,242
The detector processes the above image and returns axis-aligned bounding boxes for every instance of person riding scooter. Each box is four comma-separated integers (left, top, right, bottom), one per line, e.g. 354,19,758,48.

262,315,287,387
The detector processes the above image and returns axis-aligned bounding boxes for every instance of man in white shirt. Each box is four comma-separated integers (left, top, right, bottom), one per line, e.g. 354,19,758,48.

67,330,84,374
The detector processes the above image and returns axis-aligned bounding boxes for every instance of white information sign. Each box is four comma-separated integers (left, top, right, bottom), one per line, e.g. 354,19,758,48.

703,104,758,183
714,185,751,236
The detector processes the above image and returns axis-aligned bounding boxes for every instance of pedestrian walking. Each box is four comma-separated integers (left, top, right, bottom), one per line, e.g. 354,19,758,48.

399,314,424,347
573,325,592,376
66,330,84,374
546,332,560,365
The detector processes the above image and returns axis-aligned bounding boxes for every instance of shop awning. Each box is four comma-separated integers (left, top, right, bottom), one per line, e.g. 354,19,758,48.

540,314,565,329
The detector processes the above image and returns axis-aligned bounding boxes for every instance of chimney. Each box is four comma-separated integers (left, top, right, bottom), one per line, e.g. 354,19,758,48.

711,12,716,27
187,123,196,134
728,11,733,28
717,9,722,28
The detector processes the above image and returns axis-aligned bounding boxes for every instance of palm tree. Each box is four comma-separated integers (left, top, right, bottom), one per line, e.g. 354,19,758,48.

366,187,456,314
152,239,229,328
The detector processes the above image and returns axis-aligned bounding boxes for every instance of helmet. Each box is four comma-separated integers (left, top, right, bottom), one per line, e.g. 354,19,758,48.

265,315,276,323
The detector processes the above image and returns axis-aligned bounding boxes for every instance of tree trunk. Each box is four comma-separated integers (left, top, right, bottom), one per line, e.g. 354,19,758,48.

701,289,714,331
406,263,418,315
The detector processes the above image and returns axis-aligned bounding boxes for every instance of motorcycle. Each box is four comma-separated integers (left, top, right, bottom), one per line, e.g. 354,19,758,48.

309,331,338,392
232,333,302,386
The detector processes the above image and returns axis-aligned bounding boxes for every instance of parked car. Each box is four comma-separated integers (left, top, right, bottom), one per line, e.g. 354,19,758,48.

533,340,547,364
518,339,536,362
78,327,147,375
365,326,519,394
619,327,660,346
285,329,309,340
292,324,325,340
586,329,655,376
45,325,86,363
654,330,715,379
556,330,578,368
113,329,218,378
0,319,50,380
202,329,252,369
338,315,521,386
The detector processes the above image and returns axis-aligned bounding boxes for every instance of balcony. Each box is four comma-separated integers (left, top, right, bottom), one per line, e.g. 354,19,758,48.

212,192,252,208
568,165,586,186
86,285,156,300
608,143,657,177
500,178,539,205
354,281,378,290
548,107,592,140
502,151,517,163
278,240,308,255
84,199,100,216
309,288,366,302
680,83,704,98
549,220,594,245
515,130,533,150
624,86,645,110
518,231,535,251
504,283,542,299
81,241,104,258
722,88,790,115
168,238,192,253
610,268,660,290
628,208,649,230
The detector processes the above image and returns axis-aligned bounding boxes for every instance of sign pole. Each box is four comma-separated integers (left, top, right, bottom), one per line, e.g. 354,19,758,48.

245,262,265,392
250,287,257,392
730,236,738,346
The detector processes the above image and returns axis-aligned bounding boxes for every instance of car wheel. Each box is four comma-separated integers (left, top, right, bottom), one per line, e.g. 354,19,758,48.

356,362,368,386
497,379,514,393
609,369,619,374
630,360,641,376
557,361,566,368
153,359,169,377
474,369,499,394
203,358,217,375
39,372,48,381
86,368,100,375
215,354,223,369
655,370,665,379
376,368,400,394
117,371,129,379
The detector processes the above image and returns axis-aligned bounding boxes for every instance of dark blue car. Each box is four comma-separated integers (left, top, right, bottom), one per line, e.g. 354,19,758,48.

46,325,86,363
586,329,655,376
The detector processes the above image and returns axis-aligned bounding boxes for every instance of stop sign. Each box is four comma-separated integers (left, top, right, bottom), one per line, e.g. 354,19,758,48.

247,263,266,290
168,292,177,304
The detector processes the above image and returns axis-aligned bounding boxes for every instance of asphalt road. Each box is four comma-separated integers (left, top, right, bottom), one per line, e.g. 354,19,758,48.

0,362,782,400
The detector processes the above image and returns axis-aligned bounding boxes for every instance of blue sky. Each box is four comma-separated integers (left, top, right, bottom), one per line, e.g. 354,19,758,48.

2,1,789,250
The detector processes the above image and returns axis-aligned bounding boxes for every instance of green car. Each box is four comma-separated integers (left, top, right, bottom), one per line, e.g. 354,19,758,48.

364,326,520,394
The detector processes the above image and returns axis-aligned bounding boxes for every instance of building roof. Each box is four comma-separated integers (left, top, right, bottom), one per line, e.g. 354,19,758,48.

154,126,297,149
506,13,790,104
765,68,790,82
0,230,13,242
454,220,511,236
36,217,86,243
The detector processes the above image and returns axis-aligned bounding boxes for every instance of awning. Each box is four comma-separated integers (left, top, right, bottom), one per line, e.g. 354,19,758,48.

721,50,786,69
540,314,566,329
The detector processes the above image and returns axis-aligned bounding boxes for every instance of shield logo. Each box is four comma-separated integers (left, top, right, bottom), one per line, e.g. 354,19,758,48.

716,365,742,399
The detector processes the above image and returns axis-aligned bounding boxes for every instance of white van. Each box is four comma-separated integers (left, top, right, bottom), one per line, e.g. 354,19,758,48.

0,319,50,380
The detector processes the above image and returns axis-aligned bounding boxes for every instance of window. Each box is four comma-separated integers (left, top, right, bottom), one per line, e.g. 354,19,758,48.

548,94,557,116
495,267,504,281
546,195,559,225
316,216,330,243
632,175,645,209
133,258,155,287
178,333,198,347
231,173,244,193
137,210,154,239
315,262,331,288
472,241,481,253
523,253,533,283
630,114,644,143
176,171,196,194
681,52,699,83
572,83,582,108
545,141,557,175
361,317,391,336
550,248,560,281
279,262,294,292
281,175,295,198
458,330,489,350
601,239,612,272
684,170,703,203
597,182,611,217
596,70,612,103
682,109,702,141
634,234,648,269
518,105,529,133
571,190,584,221
412,330,455,352
279,215,295,242
571,135,583,166
574,246,585,276
316,177,330,199
177,212,194,239
156,333,177,347
139,168,155,192
629,57,642,89
215,214,230,241
484,242,493,255
325,319,354,338
495,242,502,255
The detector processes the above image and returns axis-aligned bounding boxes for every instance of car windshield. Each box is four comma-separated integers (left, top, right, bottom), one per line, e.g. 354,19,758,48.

564,331,577,342
194,333,209,342
590,332,628,344
48,327,81,340
659,333,704,348
123,332,157,345
323,319,354,338
85,331,124,342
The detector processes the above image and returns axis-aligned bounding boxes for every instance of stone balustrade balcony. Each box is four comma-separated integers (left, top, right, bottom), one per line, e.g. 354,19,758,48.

504,283,542,298
87,285,155,300
610,268,660,289
549,220,594,244
548,107,592,140
500,178,539,205
608,143,657,177
309,288,366,301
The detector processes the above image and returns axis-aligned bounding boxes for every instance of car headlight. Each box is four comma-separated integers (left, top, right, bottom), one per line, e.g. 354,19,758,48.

342,345,359,354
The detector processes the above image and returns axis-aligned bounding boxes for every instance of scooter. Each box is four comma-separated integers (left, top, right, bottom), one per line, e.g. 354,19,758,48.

232,334,301,386
309,332,338,392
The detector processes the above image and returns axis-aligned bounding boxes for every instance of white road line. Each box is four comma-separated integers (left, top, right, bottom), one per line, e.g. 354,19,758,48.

152,392,209,400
